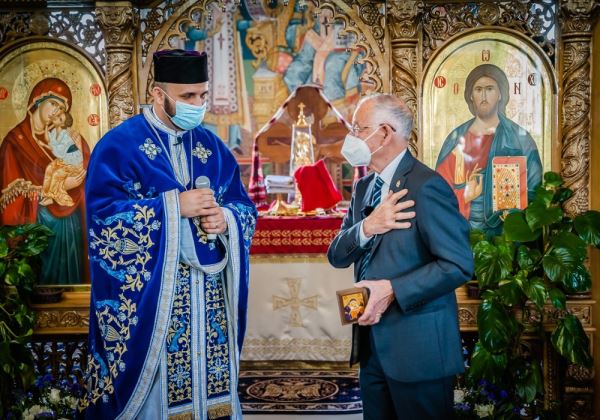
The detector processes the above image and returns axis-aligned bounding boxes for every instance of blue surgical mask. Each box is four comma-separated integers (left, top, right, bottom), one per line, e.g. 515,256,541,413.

161,89,207,131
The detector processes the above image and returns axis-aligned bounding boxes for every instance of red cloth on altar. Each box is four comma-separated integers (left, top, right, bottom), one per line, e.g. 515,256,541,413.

250,215,343,254
294,159,342,212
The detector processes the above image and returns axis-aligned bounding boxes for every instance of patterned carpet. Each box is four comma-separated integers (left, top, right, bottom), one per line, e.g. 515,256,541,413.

238,370,363,414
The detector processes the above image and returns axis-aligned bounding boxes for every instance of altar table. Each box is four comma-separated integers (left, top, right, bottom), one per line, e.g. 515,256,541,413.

243,215,353,362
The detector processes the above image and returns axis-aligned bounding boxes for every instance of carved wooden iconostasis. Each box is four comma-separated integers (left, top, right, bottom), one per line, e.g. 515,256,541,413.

1,0,599,417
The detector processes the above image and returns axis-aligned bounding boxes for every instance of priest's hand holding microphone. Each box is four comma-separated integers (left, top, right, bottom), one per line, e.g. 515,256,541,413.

179,176,227,237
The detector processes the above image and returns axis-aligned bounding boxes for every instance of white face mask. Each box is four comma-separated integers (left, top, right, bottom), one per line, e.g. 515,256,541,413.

341,127,383,167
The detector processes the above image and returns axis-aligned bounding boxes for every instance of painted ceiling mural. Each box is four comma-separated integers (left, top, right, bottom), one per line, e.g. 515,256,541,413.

139,0,368,158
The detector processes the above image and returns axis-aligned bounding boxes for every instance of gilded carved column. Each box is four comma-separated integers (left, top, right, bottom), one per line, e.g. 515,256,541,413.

96,1,137,128
560,4,598,417
388,1,422,157
559,0,598,215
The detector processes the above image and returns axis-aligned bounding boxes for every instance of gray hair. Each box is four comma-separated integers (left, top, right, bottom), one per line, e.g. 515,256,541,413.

357,93,413,139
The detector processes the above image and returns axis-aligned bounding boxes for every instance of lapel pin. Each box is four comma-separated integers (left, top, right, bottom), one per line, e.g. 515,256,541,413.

396,180,401,188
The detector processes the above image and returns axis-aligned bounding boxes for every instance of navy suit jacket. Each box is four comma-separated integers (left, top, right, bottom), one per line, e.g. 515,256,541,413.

327,150,474,382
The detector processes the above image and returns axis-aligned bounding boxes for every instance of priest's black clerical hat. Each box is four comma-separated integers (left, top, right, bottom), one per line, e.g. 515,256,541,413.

153,49,208,84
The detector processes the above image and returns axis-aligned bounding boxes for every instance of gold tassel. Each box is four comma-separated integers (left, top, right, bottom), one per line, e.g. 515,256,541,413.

208,403,233,419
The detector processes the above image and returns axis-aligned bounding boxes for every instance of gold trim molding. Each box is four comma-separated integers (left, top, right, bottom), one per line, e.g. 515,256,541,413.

32,291,91,334
240,337,351,361
35,310,89,334
33,293,594,336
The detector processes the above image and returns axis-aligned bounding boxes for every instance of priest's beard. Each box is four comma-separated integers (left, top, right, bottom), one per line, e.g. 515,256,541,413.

164,96,176,118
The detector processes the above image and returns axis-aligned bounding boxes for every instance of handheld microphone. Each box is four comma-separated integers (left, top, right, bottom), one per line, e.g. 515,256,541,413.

194,176,217,240
194,175,210,190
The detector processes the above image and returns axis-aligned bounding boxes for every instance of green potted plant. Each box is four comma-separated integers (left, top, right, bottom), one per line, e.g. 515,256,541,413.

0,223,53,417
462,172,599,418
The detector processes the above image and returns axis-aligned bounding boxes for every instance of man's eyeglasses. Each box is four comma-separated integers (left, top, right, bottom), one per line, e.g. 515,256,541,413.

349,123,397,136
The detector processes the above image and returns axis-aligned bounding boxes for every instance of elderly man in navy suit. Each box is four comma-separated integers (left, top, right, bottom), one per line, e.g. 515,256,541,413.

328,94,474,419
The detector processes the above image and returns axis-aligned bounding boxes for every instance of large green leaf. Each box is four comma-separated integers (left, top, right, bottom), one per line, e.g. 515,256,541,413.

574,210,600,247
551,314,592,367
543,247,578,284
504,212,540,242
551,231,587,261
22,237,51,257
514,362,543,403
533,185,554,206
16,259,33,278
531,361,544,395
497,278,523,306
478,297,521,352
525,201,563,231
473,241,513,289
516,245,541,271
12,296,35,330
3,265,18,286
548,288,566,310
480,289,496,301
543,171,563,187
522,276,548,310
560,264,591,294
512,269,527,289
467,342,508,385
552,187,574,204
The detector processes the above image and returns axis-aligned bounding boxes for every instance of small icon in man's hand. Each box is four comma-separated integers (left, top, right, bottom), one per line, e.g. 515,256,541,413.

336,287,369,325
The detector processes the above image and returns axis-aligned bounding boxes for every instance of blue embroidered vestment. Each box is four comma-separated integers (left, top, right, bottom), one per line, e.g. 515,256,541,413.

83,108,256,419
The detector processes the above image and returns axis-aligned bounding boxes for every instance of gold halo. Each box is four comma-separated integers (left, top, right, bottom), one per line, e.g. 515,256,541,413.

12,59,84,113
0,40,108,149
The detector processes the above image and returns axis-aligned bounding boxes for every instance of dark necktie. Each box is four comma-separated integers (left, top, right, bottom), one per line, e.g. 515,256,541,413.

358,176,384,281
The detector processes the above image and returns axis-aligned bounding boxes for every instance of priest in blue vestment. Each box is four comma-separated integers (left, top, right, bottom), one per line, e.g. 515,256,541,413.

82,49,257,419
